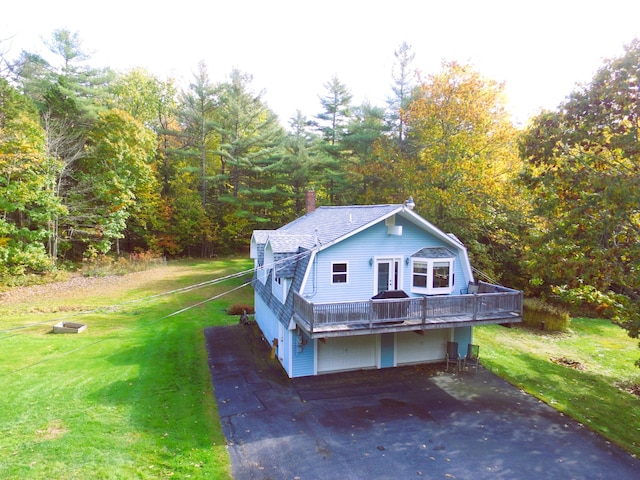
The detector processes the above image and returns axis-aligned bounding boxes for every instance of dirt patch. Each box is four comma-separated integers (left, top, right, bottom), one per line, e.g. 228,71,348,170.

550,356,585,370
0,267,177,309
35,419,68,440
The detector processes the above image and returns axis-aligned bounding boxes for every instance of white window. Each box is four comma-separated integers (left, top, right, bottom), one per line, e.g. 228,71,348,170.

412,261,429,289
411,258,454,294
331,262,348,284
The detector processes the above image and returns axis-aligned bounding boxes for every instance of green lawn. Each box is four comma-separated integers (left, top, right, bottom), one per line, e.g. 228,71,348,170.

475,318,640,457
3,259,640,477
0,258,253,479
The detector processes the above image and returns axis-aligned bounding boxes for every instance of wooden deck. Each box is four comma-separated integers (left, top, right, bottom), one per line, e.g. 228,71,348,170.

293,287,523,338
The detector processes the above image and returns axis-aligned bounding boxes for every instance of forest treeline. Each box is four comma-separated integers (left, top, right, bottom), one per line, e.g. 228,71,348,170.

1,31,639,354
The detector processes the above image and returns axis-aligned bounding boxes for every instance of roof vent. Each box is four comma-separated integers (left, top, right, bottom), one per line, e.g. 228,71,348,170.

388,225,403,236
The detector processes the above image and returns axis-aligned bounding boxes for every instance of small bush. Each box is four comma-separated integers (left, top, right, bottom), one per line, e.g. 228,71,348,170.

0,269,70,289
227,304,255,316
523,298,571,332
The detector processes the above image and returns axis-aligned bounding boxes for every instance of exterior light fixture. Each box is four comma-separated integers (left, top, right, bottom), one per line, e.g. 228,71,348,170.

369,258,374,267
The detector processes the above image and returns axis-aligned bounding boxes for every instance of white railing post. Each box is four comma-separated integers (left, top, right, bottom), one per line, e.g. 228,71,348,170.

473,293,478,320
422,296,427,324
310,301,315,334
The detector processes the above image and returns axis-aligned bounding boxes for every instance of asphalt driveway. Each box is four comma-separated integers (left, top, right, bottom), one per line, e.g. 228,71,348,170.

205,324,639,479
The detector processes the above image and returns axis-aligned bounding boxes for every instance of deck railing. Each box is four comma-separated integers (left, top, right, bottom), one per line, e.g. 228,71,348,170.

293,287,522,334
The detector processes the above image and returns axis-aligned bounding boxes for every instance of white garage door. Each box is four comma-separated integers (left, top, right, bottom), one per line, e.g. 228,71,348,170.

317,335,377,373
396,329,448,365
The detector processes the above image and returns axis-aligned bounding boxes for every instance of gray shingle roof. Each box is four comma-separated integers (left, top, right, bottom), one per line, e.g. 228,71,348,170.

252,230,276,244
411,247,455,258
278,204,401,246
267,234,315,253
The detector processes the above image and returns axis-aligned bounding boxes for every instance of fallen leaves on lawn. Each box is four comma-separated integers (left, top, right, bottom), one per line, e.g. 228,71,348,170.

550,356,585,370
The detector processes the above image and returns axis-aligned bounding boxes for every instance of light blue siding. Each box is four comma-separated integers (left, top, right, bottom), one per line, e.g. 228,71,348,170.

380,333,395,368
453,326,472,357
292,332,315,377
254,295,279,346
300,217,471,302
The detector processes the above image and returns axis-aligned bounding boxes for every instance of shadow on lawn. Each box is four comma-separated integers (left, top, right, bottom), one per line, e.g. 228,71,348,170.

91,325,225,451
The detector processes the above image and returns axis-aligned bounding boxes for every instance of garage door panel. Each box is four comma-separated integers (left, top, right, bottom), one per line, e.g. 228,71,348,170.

317,335,376,373
396,329,448,365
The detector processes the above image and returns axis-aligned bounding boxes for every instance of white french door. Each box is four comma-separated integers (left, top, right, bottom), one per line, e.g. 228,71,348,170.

375,258,401,293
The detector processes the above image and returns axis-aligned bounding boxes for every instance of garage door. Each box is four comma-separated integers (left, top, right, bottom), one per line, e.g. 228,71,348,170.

396,329,448,365
317,335,377,373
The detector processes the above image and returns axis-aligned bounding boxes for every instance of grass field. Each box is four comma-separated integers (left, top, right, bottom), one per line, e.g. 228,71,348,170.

2,258,640,478
0,258,253,479
475,319,640,457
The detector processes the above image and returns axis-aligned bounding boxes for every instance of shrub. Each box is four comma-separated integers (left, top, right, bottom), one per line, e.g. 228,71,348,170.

523,298,571,332
81,252,166,277
227,304,255,316
552,285,639,338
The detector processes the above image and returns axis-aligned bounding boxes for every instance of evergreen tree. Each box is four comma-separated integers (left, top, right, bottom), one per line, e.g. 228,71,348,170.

387,41,416,145
179,61,218,209
314,76,353,204
176,61,218,255
213,69,286,248
342,102,388,203
279,111,318,217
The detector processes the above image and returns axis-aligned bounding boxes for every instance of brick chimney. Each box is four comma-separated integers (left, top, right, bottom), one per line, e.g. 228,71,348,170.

305,190,316,214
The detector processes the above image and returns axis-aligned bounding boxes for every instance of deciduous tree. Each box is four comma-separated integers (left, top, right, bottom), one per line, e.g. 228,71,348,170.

0,79,63,276
520,39,640,359
71,109,157,254
402,61,523,281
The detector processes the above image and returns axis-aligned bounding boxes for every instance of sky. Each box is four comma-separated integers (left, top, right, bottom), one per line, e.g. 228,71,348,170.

2,0,640,128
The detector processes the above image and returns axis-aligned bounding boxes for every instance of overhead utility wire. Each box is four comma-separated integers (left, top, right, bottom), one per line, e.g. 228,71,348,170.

2,279,255,377
0,249,313,336
0,267,255,335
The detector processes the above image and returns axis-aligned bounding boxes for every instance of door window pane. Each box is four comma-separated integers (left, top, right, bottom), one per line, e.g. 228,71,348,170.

377,262,390,292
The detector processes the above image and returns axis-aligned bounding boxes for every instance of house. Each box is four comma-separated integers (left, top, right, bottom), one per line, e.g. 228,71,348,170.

250,194,522,378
